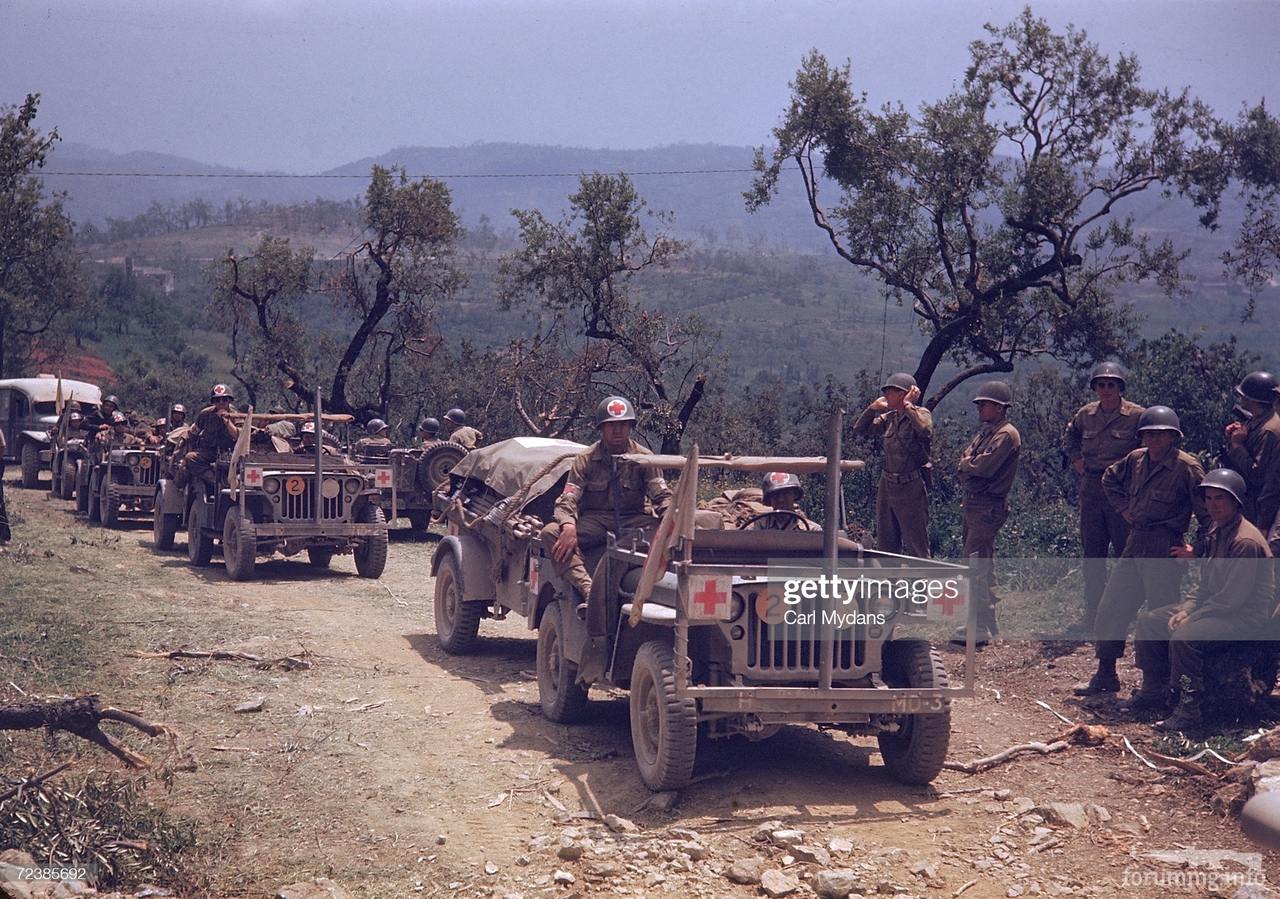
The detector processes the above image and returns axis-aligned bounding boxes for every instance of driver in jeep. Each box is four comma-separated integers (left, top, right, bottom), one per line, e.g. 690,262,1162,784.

752,471,819,531
541,395,672,681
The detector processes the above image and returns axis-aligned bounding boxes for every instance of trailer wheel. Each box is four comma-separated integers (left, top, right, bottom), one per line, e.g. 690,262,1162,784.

58,457,76,500
100,481,121,528
222,506,257,581
75,462,90,514
629,640,698,791
353,502,388,578
433,552,482,654
187,500,214,567
20,441,40,488
537,602,589,723
877,639,952,785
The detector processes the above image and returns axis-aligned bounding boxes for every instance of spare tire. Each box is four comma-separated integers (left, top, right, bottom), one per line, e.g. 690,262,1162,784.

417,441,467,492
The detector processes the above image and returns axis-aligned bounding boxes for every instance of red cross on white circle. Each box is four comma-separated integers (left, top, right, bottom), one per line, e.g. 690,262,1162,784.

213,384,227,396
375,468,393,489
768,472,789,485
607,400,627,417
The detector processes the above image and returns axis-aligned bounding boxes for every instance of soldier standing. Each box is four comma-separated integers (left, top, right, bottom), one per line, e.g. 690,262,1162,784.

952,381,1021,647
753,472,819,531
443,408,482,450
1221,371,1280,530
1131,469,1274,731
541,396,672,681
852,372,932,557
183,384,240,490
418,417,442,445
1062,362,1144,633
1074,406,1207,696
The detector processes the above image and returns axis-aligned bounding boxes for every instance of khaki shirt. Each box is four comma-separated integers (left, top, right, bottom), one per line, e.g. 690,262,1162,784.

353,436,392,456
853,403,932,476
190,405,239,459
1062,399,1144,474
554,439,673,526
1102,448,1206,536
1182,513,1275,626
449,426,482,450
1222,410,1280,529
957,419,1021,503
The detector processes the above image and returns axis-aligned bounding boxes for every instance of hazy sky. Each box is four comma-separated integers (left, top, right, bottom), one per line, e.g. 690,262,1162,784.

3,0,1277,172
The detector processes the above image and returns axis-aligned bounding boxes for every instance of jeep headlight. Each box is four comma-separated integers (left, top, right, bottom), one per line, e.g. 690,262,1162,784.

263,477,280,495
345,477,362,495
873,595,898,617
725,592,746,623
128,454,140,468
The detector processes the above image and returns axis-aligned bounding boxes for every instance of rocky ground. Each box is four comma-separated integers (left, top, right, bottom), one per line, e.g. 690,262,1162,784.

2,476,1279,898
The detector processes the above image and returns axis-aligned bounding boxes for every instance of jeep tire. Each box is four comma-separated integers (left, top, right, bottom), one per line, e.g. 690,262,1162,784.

433,551,482,654
629,640,698,791
537,601,589,723
877,638,951,785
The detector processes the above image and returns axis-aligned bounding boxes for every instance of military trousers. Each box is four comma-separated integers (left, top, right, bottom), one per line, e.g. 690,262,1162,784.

876,473,930,558
1134,604,1260,691
1078,473,1130,623
961,497,1008,630
541,511,659,637
1094,527,1186,661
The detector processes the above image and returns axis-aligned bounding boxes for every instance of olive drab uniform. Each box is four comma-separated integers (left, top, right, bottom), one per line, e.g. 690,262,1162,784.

853,403,933,556
1134,513,1275,696
542,439,672,650
449,425,482,451
1063,398,1144,624
183,405,239,489
751,509,820,531
1094,448,1207,662
956,418,1021,631
1221,409,1280,530
353,435,392,459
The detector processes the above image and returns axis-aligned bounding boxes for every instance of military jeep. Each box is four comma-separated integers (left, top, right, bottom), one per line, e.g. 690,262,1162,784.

158,409,391,581
431,422,975,791
366,440,468,530
82,439,164,527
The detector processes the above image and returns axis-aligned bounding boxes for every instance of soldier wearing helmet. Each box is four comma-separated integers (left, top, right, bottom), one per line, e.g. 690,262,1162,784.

99,410,143,447
851,372,933,556
182,384,241,490
1061,362,1145,634
442,408,482,450
753,472,818,531
353,418,393,460
81,394,121,436
418,417,441,445
296,421,339,455
1074,405,1208,697
541,395,673,682
1221,371,1280,530
1128,469,1274,731
952,381,1021,647
167,403,187,431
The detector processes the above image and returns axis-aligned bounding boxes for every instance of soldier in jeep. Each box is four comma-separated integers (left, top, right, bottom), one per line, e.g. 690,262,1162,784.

752,471,819,531
182,384,240,489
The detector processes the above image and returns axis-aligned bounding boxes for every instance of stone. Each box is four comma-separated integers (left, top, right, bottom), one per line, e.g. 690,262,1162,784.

1085,804,1111,824
552,870,575,885
908,861,937,879
556,841,583,861
1213,782,1251,816
235,695,266,713
1035,802,1090,829
585,860,623,878
770,829,806,847
813,869,861,898
761,869,801,897
993,789,1013,800
675,841,710,861
753,820,786,841
436,834,448,845
275,879,353,899
668,827,700,841
644,872,666,887
483,862,498,875
829,837,855,854
725,857,768,885
603,814,638,833
794,845,832,866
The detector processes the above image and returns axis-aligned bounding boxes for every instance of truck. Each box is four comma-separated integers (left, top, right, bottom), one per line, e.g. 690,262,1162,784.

430,419,975,791
0,376,101,488
154,407,392,581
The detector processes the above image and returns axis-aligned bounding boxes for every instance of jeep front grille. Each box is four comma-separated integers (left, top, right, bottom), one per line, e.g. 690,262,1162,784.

271,476,348,521
744,591,865,678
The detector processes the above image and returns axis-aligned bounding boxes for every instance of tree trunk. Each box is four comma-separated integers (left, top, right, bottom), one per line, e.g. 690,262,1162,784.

0,694,172,768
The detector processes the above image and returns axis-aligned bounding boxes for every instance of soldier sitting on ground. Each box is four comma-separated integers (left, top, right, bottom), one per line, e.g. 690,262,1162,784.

443,408,482,450
750,472,819,531
1130,468,1275,732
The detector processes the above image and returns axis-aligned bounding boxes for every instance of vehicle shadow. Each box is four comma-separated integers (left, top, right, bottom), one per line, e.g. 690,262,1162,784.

402,632,535,695
388,528,441,544
488,697,953,830
156,556,365,584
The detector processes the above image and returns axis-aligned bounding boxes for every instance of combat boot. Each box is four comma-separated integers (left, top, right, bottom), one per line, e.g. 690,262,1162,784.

1072,662,1121,696
1155,684,1203,733
1119,676,1170,717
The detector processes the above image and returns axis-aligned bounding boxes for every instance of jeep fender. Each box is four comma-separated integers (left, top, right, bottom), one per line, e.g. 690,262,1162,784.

156,479,185,516
19,430,51,446
432,533,496,601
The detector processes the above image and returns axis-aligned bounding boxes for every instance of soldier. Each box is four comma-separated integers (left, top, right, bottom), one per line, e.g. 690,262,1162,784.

1062,362,1145,634
264,407,297,442
297,422,339,455
167,403,187,432
1221,371,1280,530
443,408,482,450
353,419,392,459
952,381,1021,647
753,472,819,530
97,411,144,447
1074,405,1207,696
418,417,442,445
851,372,933,557
541,396,672,682
0,426,9,542
1129,469,1274,731
81,394,120,435
151,417,168,443
183,384,240,490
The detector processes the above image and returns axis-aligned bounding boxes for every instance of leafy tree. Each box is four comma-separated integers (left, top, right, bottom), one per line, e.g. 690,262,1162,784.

210,166,465,418
1221,102,1280,304
0,94,90,376
500,173,719,453
747,8,1239,405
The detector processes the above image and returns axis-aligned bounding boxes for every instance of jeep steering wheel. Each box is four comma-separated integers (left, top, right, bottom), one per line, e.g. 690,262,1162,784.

737,510,814,531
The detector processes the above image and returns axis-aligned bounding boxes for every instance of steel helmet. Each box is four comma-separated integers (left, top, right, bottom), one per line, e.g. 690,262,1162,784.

443,408,467,425
1236,371,1280,404
209,383,234,401
154,417,167,428
972,381,1013,406
419,417,440,435
881,372,917,393
65,400,81,413
300,421,316,435
111,411,128,425
366,418,389,435
68,412,83,426
1198,468,1247,506
101,395,120,410
170,403,187,415
595,395,637,427
1137,405,1182,437
761,471,803,498
1089,361,1128,390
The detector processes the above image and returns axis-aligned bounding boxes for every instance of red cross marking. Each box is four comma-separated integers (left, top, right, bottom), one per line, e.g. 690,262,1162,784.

934,590,964,618
693,579,728,617
768,472,789,485
244,467,263,488
607,400,627,417
375,468,393,488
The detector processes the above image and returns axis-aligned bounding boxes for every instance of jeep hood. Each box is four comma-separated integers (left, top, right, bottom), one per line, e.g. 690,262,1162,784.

449,436,587,505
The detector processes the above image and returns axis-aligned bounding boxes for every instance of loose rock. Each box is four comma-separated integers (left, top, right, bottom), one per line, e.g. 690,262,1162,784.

794,845,832,866
604,814,639,833
552,870,575,885
1035,802,1090,829
761,869,801,897
235,695,266,713
813,869,861,898
770,828,806,847
725,857,768,885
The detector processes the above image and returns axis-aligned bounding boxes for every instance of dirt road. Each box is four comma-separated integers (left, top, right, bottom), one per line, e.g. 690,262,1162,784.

2,479,1278,898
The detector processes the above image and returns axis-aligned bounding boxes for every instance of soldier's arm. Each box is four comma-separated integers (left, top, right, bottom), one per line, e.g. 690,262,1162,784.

850,405,882,436
553,456,587,526
956,429,1016,479
1062,410,1083,462
1187,540,1270,621
1255,432,1280,530
647,469,674,518
901,404,933,437
1101,456,1129,513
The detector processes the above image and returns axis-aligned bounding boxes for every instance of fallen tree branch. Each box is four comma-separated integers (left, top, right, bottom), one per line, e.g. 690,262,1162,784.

942,722,1110,774
0,761,77,802
130,648,312,670
0,695,174,768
